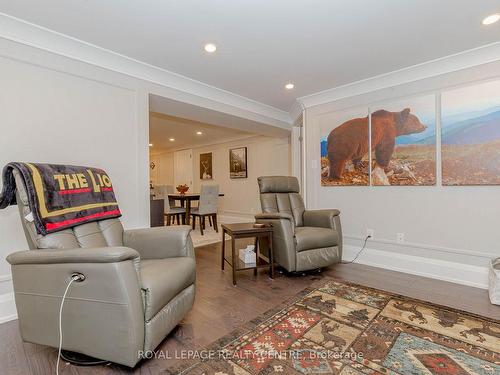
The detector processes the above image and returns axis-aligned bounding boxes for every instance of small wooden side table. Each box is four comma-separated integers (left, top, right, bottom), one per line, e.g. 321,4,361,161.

221,223,275,285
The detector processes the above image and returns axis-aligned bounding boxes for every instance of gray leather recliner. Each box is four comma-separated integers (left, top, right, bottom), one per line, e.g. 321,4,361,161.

6,171,196,367
255,176,342,272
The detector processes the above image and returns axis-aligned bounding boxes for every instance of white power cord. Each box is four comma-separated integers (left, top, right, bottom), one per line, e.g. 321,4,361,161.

56,274,82,375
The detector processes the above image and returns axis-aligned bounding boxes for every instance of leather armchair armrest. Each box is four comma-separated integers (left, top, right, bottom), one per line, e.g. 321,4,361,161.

255,212,295,235
6,246,140,265
123,225,194,259
254,212,295,221
254,213,296,271
303,209,341,230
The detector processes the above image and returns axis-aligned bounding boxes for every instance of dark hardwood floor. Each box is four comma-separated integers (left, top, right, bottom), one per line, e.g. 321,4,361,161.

1,240,498,374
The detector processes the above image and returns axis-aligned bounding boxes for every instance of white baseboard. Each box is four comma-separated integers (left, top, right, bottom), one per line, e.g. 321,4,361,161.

217,212,490,289
0,292,17,324
342,244,489,290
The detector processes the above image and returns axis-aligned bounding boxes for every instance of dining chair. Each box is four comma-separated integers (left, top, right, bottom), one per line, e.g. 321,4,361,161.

190,184,219,235
155,185,186,225
164,201,186,225
164,185,183,209
156,185,176,205
164,185,175,198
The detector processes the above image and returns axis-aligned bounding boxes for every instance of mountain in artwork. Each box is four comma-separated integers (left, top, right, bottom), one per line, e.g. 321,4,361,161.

441,109,500,145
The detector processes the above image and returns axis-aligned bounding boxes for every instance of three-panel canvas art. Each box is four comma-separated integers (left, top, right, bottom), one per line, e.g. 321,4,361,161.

320,79,500,186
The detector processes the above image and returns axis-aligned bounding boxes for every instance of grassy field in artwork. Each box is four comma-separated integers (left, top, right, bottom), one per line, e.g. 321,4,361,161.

442,140,500,185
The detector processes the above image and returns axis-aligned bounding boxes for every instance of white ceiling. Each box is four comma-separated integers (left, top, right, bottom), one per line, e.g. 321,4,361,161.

149,112,252,154
1,0,499,111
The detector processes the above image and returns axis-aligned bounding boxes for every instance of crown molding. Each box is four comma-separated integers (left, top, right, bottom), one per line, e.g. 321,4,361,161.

0,12,292,128
297,41,500,109
288,99,305,124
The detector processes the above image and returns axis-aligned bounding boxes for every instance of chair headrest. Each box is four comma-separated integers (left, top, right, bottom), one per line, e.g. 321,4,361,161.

258,176,300,194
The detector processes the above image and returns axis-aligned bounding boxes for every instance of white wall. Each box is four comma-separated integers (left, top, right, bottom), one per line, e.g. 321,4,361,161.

304,60,500,289
150,136,292,219
191,136,291,220
0,48,150,322
150,152,174,186
149,135,291,219
0,48,154,321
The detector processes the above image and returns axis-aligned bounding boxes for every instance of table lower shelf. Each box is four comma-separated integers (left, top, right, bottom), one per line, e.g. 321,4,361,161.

221,226,275,285
223,256,277,271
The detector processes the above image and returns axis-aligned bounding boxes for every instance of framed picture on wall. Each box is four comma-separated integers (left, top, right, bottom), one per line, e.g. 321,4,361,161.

199,152,213,180
370,94,436,186
319,107,370,186
441,79,500,185
229,147,247,178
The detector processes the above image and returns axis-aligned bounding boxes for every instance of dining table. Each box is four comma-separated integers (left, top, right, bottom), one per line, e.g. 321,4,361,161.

168,192,224,225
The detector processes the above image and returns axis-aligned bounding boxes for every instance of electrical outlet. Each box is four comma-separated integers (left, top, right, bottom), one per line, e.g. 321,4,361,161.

366,229,374,238
396,233,405,243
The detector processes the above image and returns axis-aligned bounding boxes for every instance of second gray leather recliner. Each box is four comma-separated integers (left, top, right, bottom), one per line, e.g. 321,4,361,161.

255,176,342,272
6,170,196,367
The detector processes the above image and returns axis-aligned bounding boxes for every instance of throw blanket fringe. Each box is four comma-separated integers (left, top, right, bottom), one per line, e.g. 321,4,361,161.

0,162,121,235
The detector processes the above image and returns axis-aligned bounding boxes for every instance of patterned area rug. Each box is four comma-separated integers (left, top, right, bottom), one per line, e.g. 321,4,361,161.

171,279,500,375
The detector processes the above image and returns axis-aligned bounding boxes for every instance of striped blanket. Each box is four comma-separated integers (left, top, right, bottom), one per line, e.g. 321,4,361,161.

0,162,121,235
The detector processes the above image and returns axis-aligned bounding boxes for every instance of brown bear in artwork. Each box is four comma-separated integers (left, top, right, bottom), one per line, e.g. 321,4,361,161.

326,108,427,179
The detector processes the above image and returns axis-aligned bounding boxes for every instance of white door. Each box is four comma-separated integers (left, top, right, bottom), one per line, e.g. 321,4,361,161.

174,149,193,188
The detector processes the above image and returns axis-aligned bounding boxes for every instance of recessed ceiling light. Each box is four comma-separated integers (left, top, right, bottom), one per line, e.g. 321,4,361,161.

204,43,217,53
196,131,203,135
169,138,175,142
149,143,153,147
285,83,295,90
482,13,500,25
